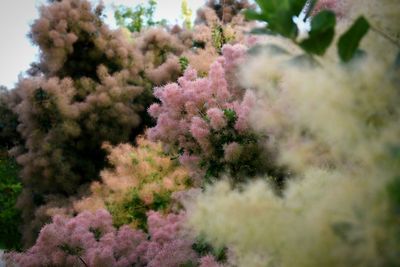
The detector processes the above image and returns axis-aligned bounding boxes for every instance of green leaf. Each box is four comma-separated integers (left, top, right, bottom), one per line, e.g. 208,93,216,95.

223,109,237,125
309,10,336,33
300,10,336,55
338,16,370,62
268,9,299,39
255,0,280,13
255,0,307,15
179,56,189,73
248,0,308,39
289,0,310,16
244,9,267,22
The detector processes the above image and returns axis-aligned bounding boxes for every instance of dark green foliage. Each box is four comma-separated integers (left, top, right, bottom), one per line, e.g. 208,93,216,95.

58,243,84,256
245,0,308,39
179,56,189,73
223,109,237,126
203,109,285,184
338,16,370,62
0,152,22,250
108,189,172,231
300,10,336,55
211,25,227,54
192,235,227,262
0,87,21,150
192,40,206,49
114,0,167,32
246,0,370,60
89,227,103,242
58,35,123,81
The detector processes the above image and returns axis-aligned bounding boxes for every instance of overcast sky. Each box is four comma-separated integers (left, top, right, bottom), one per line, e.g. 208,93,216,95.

0,0,205,89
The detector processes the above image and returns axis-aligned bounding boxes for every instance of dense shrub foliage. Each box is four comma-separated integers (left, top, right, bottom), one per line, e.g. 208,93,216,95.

188,0,400,266
0,151,22,250
115,0,167,33
74,137,192,229
181,0,255,75
4,209,221,267
8,0,146,245
148,44,283,183
8,0,198,245
2,0,400,266
0,87,21,149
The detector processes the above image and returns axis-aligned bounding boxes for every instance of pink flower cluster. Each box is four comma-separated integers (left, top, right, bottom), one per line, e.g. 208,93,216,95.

4,210,145,267
144,211,197,267
148,44,258,179
4,209,220,267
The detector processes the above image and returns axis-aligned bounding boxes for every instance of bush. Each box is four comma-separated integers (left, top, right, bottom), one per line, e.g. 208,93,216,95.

148,44,284,183
187,0,400,265
74,136,192,230
0,151,22,250
4,209,221,267
8,0,149,245
0,87,21,149
181,0,255,75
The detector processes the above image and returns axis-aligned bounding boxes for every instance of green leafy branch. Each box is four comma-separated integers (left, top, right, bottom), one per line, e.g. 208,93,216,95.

245,0,370,62
114,0,167,32
181,0,193,29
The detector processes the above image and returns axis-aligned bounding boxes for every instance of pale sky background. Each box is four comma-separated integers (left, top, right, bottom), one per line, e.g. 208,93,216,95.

0,0,205,89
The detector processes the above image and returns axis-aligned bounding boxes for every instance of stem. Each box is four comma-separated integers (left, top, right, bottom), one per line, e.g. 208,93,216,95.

221,0,225,23
78,256,89,267
370,26,400,48
302,0,314,18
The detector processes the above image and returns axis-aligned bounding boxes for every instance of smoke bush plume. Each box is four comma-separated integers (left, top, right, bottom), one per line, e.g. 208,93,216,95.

188,1,400,265
74,136,192,229
9,0,154,246
148,44,285,183
4,209,221,267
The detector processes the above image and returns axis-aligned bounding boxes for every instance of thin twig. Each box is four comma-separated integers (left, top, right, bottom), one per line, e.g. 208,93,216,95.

302,0,314,17
221,0,225,23
78,256,89,267
370,26,400,48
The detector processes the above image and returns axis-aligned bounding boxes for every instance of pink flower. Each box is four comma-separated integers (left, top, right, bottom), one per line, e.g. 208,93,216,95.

200,255,223,267
190,116,210,142
5,210,206,267
148,103,162,118
224,142,242,162
209,61,229,101
160,83,185,108
234,91,256,132
179,152,201,168
207,108,227,130
147,44,259,177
